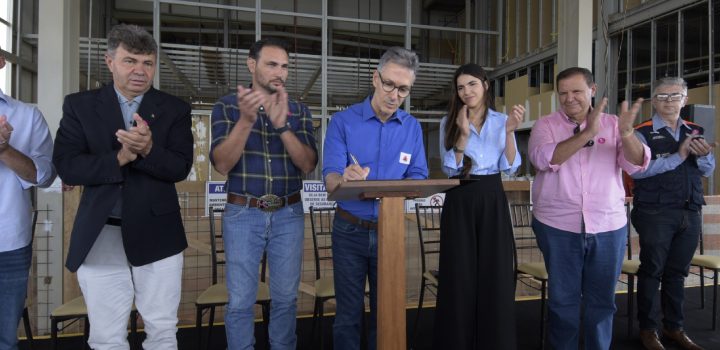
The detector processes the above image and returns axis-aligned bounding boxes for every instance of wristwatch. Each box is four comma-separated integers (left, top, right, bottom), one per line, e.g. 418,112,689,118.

274,122,291,134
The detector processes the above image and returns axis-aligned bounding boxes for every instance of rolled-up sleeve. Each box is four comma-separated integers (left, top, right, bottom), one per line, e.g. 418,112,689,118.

617,132,651,175
528,118,561,172
21,108,56,189
499,133,521,174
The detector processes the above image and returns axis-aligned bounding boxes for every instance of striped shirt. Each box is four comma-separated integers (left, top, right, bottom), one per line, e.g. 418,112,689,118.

210,93,316,197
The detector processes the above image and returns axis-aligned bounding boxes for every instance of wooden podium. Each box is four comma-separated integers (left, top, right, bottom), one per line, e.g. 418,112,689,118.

328,179,459,349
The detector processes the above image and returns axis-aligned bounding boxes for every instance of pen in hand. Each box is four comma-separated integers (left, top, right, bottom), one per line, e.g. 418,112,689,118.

348,153,369,180
349,153,360,166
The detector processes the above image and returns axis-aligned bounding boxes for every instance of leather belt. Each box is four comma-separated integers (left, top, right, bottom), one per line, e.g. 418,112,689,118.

227,192,301,212
336,206,378,230
106,217,122,226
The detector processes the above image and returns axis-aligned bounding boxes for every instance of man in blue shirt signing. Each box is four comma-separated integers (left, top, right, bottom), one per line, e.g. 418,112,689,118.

322,46,429,350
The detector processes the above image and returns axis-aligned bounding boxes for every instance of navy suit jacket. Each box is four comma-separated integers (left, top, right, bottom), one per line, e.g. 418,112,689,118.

53,84,193,272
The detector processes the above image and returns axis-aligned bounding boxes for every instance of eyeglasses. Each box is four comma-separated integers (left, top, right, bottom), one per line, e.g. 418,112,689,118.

653,93,686,102
377,71,412,98
573,124,594,147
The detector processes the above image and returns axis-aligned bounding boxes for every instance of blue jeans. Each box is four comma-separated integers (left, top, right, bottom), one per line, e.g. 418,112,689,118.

631,206,701,331
0,244,31,350
223,202,305,350
533,219,626,350
332,215,377,350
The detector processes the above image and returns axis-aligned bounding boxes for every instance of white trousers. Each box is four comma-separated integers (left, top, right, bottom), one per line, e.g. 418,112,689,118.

77,225,183,350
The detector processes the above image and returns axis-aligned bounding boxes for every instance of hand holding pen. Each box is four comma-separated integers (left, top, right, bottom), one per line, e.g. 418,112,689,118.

343,152,370,181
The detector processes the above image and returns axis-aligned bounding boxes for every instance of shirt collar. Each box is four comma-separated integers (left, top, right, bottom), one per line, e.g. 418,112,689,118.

651,114,689,132
113,86,144,106
361,95,406,124
0,87,8,104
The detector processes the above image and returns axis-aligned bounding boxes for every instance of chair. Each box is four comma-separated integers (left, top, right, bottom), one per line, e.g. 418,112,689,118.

50,296,90,350
410,204,442,349
22,302,33,350
195,206,271,350
690,208,720,330
510,203,548,349
50,296,139,350
619,202,640,336
22,209,38,349
308,205,371,348
308,206,336,349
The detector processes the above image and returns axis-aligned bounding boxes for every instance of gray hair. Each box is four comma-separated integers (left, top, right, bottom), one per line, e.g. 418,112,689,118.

107,24,157,57
377,47,419,76
652,77,688,96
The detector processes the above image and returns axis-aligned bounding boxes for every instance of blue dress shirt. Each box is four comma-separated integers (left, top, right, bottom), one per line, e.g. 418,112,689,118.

322,96,429,220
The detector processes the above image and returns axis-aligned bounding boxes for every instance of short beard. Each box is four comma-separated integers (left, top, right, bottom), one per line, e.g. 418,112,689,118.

260,80,283,94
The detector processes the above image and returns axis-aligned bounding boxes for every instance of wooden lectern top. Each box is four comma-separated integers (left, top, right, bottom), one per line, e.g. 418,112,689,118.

327,178,459,201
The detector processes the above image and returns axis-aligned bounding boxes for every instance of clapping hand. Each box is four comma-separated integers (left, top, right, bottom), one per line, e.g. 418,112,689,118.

265,85,289,129
506,104,525,133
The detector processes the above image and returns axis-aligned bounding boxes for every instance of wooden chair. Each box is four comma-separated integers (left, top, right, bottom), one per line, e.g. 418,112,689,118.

22,301,33,349
410,204,442,349
50,296,139,350
195,206,270,350
690,208,720,330
510,203,548,349
22,209,38,349
620,202,640,336
308,205,370,348
308,205,336,349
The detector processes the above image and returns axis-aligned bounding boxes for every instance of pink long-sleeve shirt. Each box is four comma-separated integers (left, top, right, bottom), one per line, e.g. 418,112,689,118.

528,110,650,234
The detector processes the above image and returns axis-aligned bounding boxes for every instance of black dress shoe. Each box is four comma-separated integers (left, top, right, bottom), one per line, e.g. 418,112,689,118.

662,328,703,350
639,329,665,350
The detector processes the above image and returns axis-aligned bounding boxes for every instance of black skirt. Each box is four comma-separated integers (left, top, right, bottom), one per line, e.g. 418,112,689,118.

432,173,517,350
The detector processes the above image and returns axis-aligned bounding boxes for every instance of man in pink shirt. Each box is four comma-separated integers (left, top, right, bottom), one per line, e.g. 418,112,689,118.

528,67,650,350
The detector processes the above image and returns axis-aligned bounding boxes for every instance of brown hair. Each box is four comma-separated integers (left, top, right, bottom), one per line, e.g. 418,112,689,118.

443,63,495,150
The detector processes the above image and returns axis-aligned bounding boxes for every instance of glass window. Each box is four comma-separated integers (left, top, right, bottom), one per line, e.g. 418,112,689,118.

714,0,720,83
529,64,539,87
0,0,12,93
682,4,709,89
656,14,678,78
631,23,651,100
616,30,628,105
542,59,554,85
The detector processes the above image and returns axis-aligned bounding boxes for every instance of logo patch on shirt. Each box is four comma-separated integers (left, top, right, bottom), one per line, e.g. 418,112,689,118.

399,152,411,165
652,135,666,140
656,152,671,158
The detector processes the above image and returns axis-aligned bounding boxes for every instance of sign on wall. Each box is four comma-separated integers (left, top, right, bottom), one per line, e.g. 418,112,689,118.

206,181,227,216
301,180,335,213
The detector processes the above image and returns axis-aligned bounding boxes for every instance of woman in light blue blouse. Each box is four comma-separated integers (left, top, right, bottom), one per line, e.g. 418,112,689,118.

433,63,525,349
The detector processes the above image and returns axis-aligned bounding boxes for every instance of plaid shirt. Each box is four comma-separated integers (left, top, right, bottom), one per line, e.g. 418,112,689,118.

210,93,316,197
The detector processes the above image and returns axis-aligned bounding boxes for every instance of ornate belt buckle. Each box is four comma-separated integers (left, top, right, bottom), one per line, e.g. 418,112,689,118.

258,194,282,212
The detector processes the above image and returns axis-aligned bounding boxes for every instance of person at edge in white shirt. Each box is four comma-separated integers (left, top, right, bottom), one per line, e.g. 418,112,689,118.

0,47,56,350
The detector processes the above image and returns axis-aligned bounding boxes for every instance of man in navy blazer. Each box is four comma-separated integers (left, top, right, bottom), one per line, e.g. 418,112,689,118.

53,24,192,350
